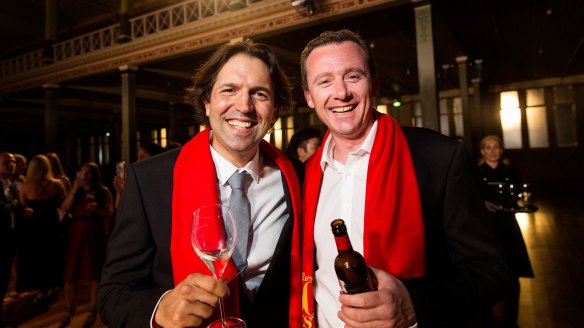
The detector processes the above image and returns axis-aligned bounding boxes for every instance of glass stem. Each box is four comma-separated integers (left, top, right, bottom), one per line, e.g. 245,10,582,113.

219,296,227,328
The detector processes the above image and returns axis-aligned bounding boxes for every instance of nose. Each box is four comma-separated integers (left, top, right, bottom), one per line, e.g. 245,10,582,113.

334,81,351,100
235,92,253,113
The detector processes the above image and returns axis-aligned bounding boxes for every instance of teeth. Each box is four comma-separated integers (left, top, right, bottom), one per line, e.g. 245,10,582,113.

331,105,354,113
227,120,252,128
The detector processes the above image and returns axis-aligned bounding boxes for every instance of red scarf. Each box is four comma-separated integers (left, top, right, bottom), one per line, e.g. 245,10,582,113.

171,128,302,327
301,114,426,327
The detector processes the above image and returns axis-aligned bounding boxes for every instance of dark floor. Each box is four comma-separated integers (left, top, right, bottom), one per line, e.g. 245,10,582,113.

516,180,584,327
8,181,584,327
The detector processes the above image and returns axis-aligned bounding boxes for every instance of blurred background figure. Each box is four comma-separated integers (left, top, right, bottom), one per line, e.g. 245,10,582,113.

476,135,534,327
113,141,164,209
59,162,113,328
285,127,321,184
1,152,24,328
136,141,164,162
46,153,72,193
286,127,322,163
17,154,66,307
11,154,27,186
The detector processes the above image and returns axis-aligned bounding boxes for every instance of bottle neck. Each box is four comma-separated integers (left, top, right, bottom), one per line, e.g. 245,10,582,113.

334,235,353,251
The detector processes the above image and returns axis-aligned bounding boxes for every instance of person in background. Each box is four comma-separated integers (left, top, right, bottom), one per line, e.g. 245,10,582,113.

286,127,322,163
59,162,114,328
112,141,165,209
17,154,66,306
137,141,165,161
97,39,302,328
285,127,321,184
46,152,72,193
476,135,534,327
0,152,23,328
299,29,513,327
11,154,27,186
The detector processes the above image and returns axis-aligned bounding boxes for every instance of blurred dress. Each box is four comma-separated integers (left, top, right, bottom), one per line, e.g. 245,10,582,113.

476,163,534,278
17,189,63,292
63,189,107,282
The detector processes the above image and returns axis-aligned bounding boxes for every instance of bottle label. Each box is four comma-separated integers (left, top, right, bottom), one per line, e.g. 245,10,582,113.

334,236,351,251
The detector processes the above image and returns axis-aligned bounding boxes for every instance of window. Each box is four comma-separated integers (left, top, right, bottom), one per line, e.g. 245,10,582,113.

438,97,463,137
500,91,522,149
499,86,578,149
525,89,549,148
412,102,423,127
553,86,578,147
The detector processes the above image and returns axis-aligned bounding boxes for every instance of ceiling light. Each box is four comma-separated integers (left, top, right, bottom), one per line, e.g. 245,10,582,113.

292,0,316,16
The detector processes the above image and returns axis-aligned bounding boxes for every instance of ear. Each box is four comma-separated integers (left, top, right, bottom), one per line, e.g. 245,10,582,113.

204,99,211,117
370,75,380,98
303,89,315,109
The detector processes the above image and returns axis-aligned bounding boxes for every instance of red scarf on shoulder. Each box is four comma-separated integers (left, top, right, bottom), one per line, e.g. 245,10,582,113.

171,128,302,327
301,114,426,327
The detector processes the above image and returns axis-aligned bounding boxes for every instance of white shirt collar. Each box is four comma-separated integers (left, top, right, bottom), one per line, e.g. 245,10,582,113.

320,119,379,172
209,144,261,186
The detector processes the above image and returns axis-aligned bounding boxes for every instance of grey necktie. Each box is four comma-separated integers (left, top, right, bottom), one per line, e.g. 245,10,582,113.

227,171,251,271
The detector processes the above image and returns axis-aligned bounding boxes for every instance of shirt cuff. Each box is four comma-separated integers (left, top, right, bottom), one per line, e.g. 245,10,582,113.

150,290,172,328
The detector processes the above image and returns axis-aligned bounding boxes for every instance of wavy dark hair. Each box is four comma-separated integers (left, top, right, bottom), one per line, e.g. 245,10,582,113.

300,29,377,90
186,39,292,126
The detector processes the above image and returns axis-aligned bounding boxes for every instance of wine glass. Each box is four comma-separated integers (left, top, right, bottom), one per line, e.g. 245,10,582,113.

191,204,246,328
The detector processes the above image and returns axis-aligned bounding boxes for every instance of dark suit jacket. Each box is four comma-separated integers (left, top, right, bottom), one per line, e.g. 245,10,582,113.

97,148,295,327
401,127,514,326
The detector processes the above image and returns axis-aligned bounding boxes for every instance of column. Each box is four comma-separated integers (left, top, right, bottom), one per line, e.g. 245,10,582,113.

43,84,59,151
414,3,439,131
119,66,138,163
456,56,472,151
471,59,483,156
118,0,133,43
44,0,57,64
168,102,177,143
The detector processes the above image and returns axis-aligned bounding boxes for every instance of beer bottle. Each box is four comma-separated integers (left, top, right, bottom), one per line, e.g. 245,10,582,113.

331,218,377,294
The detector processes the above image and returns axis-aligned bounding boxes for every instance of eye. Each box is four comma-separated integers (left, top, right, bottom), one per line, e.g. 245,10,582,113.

346,73,364,82
219,87,235,95
253,90,270,100
316,78,332,87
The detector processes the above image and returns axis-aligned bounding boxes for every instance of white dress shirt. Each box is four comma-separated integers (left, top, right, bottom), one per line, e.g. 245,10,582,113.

314,120,378,328
210,145,288,298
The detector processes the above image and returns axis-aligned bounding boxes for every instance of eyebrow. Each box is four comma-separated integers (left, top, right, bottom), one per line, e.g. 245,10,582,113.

310,67,369,84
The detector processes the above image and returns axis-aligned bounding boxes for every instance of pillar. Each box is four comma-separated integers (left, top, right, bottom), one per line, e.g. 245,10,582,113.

119,65,138,163
118,0,133,43
414,3,439,131
456,56,472,152
471,59,483,155
43,84,59,151
169,102,177,143
44,0,57,64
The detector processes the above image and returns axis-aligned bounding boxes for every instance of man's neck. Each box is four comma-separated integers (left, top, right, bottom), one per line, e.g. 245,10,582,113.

330,124,374,164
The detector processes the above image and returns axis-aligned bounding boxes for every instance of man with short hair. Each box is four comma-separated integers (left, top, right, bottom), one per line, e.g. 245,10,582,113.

300,29,513,327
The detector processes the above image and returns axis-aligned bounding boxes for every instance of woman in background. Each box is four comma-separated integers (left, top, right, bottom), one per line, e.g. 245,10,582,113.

18,154,66,305
46,152,72,193
476,135,534,327
59,162,113,328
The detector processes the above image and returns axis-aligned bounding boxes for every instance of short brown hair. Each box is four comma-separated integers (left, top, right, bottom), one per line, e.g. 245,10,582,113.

187,39,292,126
300,29,376,90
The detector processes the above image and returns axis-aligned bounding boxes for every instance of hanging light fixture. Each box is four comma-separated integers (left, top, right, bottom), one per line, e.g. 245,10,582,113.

291,0,316,17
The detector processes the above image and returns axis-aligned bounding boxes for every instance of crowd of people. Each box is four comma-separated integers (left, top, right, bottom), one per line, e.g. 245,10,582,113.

2,29,534,328
0,141,178,328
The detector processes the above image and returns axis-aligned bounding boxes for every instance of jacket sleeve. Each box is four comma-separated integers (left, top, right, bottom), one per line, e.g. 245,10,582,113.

402,131,515,326
97,162,171,328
